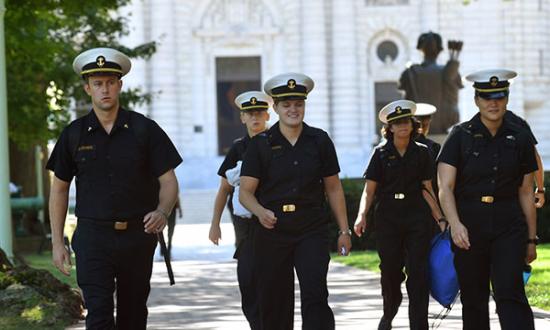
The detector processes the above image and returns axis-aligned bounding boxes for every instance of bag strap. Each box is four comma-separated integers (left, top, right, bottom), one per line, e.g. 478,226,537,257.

430,293,460,329
421,184,447,228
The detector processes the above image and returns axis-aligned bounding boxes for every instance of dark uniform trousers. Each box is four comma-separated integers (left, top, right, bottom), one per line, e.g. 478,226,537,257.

375,195,431,330
453,199,534,330
72,219,157,330
253,222,334,330
231,213,260,329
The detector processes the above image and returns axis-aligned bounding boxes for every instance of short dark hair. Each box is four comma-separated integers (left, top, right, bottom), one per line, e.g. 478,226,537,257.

83,72,122,82
381,117,420,140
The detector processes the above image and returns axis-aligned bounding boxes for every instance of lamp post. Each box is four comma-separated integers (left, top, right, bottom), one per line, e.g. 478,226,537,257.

0,0,13,258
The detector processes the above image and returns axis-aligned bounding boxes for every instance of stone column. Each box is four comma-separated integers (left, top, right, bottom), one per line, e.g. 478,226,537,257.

148,0,180,140
0,0,13,258
330,0,361,151
300,0,330,131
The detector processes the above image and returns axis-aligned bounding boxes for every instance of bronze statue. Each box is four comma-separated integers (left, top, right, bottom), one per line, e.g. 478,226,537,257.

399,32,463,134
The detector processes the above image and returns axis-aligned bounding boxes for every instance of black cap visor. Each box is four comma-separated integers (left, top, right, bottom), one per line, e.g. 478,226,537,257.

477,90,508,100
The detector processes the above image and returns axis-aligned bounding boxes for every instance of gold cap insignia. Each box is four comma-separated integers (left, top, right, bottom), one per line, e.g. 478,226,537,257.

490,76,499,87
124,123,129,128
96,56,106,67
395,106,402,114
250,97,257,105
287,79,296,89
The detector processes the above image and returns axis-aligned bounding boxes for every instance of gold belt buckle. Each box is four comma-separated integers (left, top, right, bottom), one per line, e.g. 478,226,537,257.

481,196,494,203
114,221,128,230
394,193,405,200
282,204,296,212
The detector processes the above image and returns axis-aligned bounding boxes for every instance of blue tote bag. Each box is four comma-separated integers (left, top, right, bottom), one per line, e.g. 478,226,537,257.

429,229,459,308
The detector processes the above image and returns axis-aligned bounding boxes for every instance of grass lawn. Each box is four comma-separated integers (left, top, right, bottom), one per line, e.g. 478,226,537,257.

332,249,380,272
20,251,78,289
332,244,550,311
526,243,550,310
0,252,79,330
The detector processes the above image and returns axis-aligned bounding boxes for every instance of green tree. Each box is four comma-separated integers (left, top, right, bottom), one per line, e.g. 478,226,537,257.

6,0,155,147
5,0,156,196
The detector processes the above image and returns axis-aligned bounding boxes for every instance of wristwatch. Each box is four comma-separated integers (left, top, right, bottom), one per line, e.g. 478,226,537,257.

535,187,546,193
527,236,539,245
338,229,352,236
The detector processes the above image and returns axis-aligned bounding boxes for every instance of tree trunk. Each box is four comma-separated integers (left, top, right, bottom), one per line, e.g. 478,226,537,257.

0,248,13,270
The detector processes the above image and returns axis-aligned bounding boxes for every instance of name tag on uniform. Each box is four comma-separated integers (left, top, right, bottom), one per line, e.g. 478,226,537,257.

77,145,95,151
271,145,282,150
388,155,396,159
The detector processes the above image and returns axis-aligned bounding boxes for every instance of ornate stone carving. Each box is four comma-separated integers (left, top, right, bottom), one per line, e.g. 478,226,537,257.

199,0,276,32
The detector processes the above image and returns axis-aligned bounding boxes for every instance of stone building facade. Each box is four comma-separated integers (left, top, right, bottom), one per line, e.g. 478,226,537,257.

119,0,550,189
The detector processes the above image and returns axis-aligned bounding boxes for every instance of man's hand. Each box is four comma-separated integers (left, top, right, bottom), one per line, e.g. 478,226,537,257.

354,213,367,237
257,208,277,229
52,242,71,276
450,221,470,250
209,224,222,245
337,234,352,256
526,244,537,264
535,191,545,208
143,209,168,234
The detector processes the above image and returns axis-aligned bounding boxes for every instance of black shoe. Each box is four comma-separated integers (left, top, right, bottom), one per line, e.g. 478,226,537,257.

378,316,392,330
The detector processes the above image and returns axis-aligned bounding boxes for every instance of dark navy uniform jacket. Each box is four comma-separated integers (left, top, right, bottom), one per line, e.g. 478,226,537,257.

217,134,254,248
438,113,537,201
218,135,251,178
364,139,434,227
416,134,441,162
364,140,434,197
46,108,182,221
241,122,340,233
438,112,537,239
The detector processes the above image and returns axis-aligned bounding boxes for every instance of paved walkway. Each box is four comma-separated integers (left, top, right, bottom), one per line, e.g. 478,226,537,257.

67,223,550,329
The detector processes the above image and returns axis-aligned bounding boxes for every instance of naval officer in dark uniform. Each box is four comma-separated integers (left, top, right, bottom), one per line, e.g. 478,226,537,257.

209,90,271,329
354,100,445,330
414,103,441,162
47,47,182,329
239,72,352,330
438,69,537,330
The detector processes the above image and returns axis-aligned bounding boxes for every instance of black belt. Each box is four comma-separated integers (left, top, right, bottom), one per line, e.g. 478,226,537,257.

264,201,323,213
77,217,175,285
459,195,517,204
378,192,422,200
77,217,143,230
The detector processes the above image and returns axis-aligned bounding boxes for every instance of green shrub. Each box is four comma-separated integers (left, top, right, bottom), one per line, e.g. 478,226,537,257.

0,272,15,290
328,178,377,252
